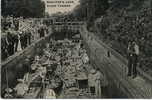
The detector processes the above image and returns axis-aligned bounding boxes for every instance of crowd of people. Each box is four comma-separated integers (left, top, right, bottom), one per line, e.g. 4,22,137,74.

3,34,105,98
1,16,49,61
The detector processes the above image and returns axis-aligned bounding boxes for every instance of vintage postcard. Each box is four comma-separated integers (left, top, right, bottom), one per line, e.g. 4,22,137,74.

1,0,152,99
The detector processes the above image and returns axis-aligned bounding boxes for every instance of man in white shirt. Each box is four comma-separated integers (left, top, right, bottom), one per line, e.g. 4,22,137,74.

95,69,103,98
127,40,139,78
132,41,139,78
14,79,28,98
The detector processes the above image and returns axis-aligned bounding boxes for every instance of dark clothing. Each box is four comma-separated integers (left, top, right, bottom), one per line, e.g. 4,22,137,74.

13,34,19,52
107,51,111,57
128,54,138,76
45,28,48,35
39,28,45,38
27,32,31,45
7,33,15,56
20,33,28,49
90,87,95,95
127,42,139,77
13,20,19,31
1,37,9,60
24,34,28,48
20,34,25,49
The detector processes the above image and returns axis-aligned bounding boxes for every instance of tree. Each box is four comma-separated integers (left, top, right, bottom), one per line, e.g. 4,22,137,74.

1,0,45,18
70,0,109,21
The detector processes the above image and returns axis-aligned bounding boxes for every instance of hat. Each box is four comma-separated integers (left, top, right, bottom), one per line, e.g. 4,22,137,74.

17,79,24,83
5,88,13,93
35,55,40,61
19,31,22,34
90,69,96,74
42,62,48,66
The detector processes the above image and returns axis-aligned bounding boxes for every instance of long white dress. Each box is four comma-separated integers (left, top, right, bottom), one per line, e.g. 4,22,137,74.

44,89,56,99
95,71,104,98
17,35,22,52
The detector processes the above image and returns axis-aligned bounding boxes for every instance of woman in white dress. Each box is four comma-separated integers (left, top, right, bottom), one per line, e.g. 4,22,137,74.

17,32,22,52
44,85,56,99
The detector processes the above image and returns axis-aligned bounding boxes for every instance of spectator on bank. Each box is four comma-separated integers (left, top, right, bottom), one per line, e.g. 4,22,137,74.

13,18,19,31
1,35,9,60
6,31,15,56
24,30,28,48
1,16,50,61
82,51,89,64
27,29,32,45
13,31,19,52
14,79,28,98
20,30,28,49
17,32,22,52
38,26,45,38
127,40,139,78
20,31,24,50
95,68,104,98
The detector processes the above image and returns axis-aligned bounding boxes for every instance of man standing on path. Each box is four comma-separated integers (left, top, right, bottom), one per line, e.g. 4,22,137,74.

127,40,139,78
95,68,104,98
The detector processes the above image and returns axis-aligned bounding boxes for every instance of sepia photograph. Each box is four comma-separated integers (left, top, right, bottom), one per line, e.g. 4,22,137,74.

1,0,152,99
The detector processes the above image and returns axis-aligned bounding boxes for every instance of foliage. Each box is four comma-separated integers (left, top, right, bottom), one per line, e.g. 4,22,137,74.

1,0,45,18
69,0,109,22
68,0,152,71
96,0,152,71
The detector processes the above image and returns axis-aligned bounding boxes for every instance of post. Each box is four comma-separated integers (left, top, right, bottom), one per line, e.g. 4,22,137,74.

5,67,9,94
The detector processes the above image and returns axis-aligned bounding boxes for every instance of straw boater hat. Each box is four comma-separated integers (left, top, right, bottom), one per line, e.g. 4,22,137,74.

17,79,24,83
90,69,96,74
35,55,40,61
5,88,13,93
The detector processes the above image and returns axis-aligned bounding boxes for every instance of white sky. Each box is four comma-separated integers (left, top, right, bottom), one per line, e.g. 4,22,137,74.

42,0,80,15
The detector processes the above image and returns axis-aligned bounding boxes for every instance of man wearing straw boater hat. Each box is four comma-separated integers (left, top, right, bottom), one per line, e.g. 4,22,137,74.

14,79,28,98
